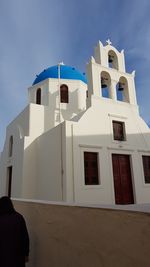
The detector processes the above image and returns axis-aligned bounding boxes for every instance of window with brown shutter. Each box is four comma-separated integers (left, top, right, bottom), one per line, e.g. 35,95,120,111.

142,156,150,183
60,84,69,103
84,152,99,185
113,121,125,141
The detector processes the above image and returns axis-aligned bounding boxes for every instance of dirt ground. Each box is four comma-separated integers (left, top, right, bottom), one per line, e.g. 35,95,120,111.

14,201,150,267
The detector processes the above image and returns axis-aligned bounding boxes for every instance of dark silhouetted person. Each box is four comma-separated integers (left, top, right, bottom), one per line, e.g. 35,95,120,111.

0,196,29,267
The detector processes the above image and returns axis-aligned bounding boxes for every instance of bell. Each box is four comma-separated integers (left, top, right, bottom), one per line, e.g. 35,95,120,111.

101,78,107,88
118,82,124,91
108,55,113,63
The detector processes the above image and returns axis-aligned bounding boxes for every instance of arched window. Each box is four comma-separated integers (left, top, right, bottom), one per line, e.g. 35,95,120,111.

101,71,111,99
108,50,118,70
36,88,41,104
9,136,13,157
60,84,69,103
116,77,129,102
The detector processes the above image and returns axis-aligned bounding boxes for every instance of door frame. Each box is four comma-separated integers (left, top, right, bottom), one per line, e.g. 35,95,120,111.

110,152,135,204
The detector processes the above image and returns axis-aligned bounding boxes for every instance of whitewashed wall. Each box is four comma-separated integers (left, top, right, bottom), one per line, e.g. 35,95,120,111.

28,78,87,131
68,96,150,204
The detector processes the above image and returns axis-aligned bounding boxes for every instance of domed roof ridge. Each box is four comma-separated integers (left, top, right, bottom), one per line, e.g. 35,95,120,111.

33,64,87,85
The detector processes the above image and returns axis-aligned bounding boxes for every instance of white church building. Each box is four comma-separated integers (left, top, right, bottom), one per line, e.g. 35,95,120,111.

0,40,150,205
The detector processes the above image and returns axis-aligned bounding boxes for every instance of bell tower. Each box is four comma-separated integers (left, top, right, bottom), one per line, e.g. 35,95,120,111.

87,40,137,106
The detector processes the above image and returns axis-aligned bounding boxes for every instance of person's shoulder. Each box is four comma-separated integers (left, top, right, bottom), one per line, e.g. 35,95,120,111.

14,212,26,222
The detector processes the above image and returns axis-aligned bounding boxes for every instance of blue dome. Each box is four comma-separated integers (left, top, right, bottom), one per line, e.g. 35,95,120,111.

33,65,87,85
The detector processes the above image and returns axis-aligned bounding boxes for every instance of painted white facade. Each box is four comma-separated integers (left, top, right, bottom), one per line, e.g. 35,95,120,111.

0,40,150,204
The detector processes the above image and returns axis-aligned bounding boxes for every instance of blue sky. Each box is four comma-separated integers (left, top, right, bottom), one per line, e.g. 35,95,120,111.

0,0,150,151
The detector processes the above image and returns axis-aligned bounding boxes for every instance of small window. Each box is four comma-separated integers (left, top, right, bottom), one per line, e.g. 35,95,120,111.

60,84,68,103
9,136,13,157
36,88,41,104
142,156,150,183
84,152,99,185
113,121,126,141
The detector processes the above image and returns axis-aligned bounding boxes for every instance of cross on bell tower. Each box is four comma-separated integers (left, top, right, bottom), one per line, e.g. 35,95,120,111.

106,39,112,45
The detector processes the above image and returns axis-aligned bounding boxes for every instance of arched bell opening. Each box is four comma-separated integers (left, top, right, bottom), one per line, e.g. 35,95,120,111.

108,50,118,70
116,77,129,102
101,71,111,99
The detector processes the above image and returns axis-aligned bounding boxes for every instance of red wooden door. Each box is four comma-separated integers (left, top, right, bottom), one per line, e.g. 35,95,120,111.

112,154,134,204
